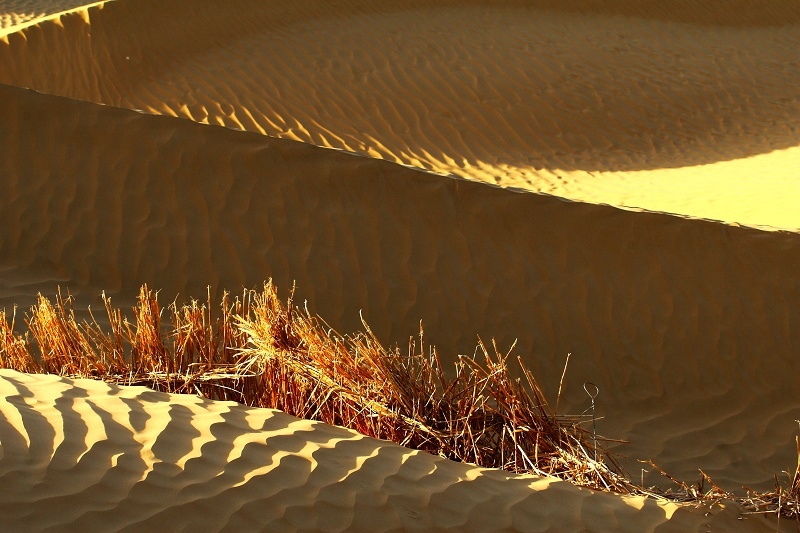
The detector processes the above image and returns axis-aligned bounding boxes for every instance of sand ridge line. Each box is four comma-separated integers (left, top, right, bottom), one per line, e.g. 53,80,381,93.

1,369,785,532
0,0,798,228
1,83,799,492
0,0,104,35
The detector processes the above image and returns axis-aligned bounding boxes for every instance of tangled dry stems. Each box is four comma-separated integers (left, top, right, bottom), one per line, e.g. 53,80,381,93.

1,282,798,519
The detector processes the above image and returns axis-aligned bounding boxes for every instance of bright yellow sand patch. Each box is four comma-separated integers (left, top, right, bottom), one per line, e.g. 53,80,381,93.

0,0,99,32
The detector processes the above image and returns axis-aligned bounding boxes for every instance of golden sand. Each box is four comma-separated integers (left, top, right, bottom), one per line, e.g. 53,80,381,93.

2,0,798,229
0,369,784,532
0,1,799,530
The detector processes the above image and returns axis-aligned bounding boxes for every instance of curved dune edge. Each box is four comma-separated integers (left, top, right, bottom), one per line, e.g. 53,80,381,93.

0,369,786,532
0,0,798,229
1,83,800,493
0,0,103,34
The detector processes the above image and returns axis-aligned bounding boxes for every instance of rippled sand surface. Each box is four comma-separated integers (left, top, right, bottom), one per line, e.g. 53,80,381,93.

0,0,97,29
1,1,798,531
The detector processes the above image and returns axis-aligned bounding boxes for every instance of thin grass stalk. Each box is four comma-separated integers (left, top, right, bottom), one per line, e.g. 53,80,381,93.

25,290,102,376
130,285,170,376
0,307,39,373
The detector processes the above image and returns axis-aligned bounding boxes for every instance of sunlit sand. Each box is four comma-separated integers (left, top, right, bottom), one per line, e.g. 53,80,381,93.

1,1,799,531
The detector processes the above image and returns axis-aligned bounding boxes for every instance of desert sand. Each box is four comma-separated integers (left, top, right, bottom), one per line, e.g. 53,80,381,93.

0,0,99,30
2,369,784,533
0,0,799,531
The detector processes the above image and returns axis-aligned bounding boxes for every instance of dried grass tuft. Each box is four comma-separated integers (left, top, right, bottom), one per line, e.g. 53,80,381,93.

234,287,634,490
1,281,798,518
0,306,38,373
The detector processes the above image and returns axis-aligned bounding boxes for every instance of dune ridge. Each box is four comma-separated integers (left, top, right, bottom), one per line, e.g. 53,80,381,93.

2,82,800,493
0,0,97,31
0,0,798,228
1,369,787,532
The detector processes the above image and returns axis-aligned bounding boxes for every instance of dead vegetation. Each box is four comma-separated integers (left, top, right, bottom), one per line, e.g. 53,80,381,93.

1,282,798,519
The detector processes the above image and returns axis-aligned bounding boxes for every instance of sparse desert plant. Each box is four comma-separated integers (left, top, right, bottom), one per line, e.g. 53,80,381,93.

1,281,799,518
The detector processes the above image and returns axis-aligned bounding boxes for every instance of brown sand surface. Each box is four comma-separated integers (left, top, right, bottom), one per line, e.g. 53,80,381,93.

1,369,789,533
0,0,798,229
1,0,799,530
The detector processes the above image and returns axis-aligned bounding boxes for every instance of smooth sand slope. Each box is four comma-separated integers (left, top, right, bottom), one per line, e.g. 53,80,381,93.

1,0,798,229
1,0,799,530
1,369,787,533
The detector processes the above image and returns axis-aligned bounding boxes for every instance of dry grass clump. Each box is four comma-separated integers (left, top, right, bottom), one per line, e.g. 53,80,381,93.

0,282,630,491
0,285,254,399
235,286,635,491
0,308,39,374
1,282,799,518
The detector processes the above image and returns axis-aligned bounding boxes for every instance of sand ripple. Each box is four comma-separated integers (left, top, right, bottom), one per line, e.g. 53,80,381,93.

1,83,799,492
1,1,799,528
2,370,786,532
1,0,798,228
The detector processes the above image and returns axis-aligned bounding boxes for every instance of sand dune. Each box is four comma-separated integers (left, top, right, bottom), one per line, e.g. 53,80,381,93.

1,0,798,229
1,0,799,530
1,369,788,532
2,80,800,493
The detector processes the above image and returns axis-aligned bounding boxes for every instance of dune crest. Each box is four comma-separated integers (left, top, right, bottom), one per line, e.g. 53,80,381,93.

0,0,798,228
1,82,800,493
0,0,100,32
1,370,787,532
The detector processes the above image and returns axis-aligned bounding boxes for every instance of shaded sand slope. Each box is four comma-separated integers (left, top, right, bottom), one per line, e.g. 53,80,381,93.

2,83,800,491
0,369,786,533
0,0,798,228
